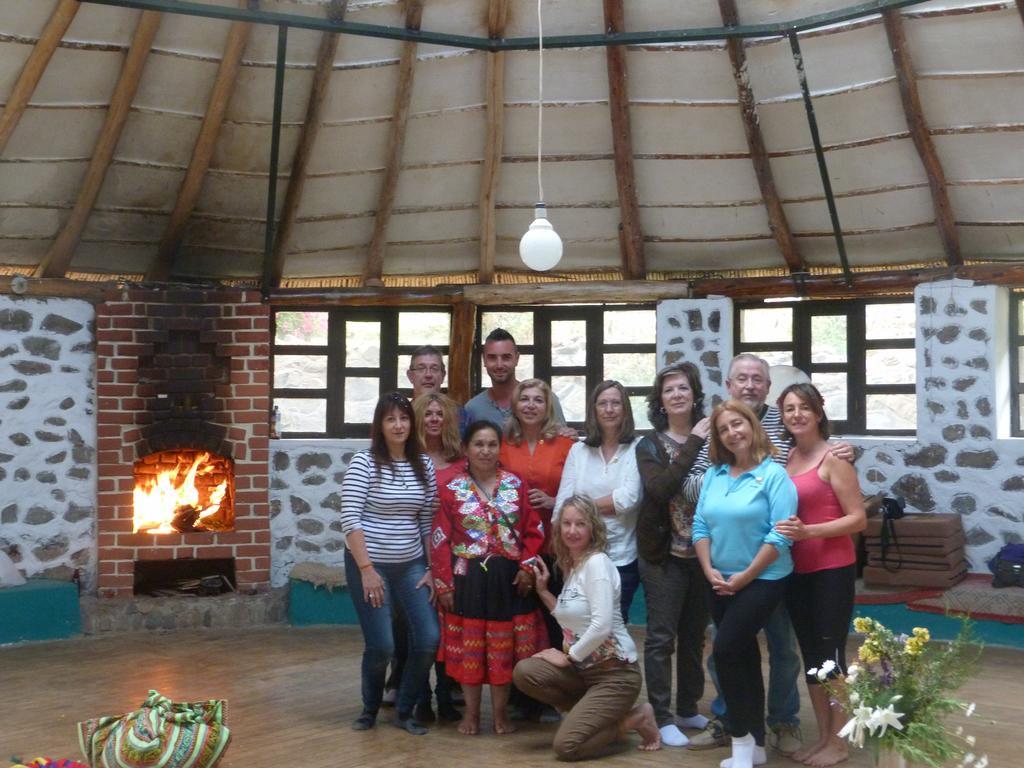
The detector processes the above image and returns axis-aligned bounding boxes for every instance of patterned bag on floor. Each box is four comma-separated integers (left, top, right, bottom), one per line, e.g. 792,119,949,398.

78,690,230,768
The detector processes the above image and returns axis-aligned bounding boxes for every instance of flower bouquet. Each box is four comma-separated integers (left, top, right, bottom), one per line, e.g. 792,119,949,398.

818,617,984,768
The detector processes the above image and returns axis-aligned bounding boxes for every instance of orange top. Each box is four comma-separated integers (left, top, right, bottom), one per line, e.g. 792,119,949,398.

500,435,575,549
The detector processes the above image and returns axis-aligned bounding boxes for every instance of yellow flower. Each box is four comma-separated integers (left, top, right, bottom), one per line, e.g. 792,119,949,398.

905,637,924,656
853,617,875,633
859,643,878,662
912,627,931,642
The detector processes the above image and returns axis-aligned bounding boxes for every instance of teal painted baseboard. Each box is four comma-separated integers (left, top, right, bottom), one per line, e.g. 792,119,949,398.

288,579,359,626
0,579,81,644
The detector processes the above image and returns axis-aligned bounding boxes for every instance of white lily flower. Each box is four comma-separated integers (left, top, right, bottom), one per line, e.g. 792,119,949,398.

866,704,905,737
837,705,873,748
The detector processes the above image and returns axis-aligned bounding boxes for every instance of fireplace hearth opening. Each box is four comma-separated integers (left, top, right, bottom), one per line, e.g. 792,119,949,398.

134,558,237,597
134,450,235,534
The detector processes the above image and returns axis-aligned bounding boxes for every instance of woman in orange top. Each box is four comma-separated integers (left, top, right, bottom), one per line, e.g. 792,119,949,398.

499,378,576,548
499,378,576,722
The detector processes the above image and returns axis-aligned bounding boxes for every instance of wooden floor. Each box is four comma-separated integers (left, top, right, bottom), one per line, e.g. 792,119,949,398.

1,626,1019,767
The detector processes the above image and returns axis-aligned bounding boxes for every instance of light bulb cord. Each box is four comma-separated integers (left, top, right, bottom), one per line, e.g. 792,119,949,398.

536,0,544,205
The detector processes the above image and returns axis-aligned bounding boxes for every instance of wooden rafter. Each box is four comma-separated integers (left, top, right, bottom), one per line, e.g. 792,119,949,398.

266,0,348,289
477,0,510,284
34,10,162,279
362,0,424,287
604,0,646,280
719,0,803,275
883,9,961,267
0,0,80,154
147,3,254,282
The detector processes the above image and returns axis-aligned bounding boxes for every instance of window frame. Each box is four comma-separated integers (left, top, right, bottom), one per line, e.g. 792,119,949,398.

475,304,657,428
1011,292,1023,437
271,306,451,439
734,297,916,436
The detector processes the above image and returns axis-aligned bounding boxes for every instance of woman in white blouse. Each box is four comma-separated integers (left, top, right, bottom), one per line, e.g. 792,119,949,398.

553,380,642,622
513,495,660,760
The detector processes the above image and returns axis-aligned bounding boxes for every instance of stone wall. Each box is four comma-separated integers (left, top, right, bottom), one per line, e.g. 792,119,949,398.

0,296,97,589
656,297,732,409
850,280,1023,570
269,439,364,588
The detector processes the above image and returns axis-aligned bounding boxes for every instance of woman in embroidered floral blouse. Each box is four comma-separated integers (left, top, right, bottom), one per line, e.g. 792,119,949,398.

514,495,661,760
432,420,547,736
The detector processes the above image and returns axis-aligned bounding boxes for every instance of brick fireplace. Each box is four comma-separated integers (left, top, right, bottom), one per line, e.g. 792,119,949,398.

94,288,271,599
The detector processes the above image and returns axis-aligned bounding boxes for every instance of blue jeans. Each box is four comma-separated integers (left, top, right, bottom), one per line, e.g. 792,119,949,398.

707,598,801,728
617,559,640,624
345,552,440,716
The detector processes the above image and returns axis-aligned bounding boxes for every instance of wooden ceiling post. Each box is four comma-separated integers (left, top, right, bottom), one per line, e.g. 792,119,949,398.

604,0,646,280
267,0,348,288
719,0,804,276
34,10,162,279
478,0,510,284
147,2,254,282
362,0,424,287
447,300,477,404
0,0,80,154
883,9,961,267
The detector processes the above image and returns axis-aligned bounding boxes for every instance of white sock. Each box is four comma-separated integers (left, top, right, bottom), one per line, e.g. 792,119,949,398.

723,733,757,768
660,723,689,747
720,745,767,768
677,714,710,730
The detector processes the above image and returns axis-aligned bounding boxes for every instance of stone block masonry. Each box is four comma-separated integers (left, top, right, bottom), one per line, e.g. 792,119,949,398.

94,288,271,598
0,297,96,590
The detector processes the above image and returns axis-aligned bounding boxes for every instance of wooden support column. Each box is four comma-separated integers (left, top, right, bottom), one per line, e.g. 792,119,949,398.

478,0,510,284
267,0,348,288
34,10,162,279
1018,0,1024,28
0,0,79,154
147,3,254,281
719,0,803,275
363,0,424,287
883,9,961,267
604,0,645,280
448,300,477,404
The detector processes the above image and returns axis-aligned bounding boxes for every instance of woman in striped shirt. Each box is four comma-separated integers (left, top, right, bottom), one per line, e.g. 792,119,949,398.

341,392,440,735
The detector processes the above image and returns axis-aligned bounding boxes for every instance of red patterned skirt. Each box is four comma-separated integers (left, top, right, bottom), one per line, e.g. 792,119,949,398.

439,555,547,686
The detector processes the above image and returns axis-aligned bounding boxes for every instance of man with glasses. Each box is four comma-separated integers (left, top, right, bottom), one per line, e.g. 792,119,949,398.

407,345,447,399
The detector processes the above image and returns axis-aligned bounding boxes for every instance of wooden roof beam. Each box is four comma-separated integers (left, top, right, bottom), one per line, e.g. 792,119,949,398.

883,9,961,267
0,0,80,154
147,2,255,282
362,0,424,287
266,0,348,289
477,0,510,284
604,0,646,280
34,10,162,279
719,0,804,276
693,263,1024,299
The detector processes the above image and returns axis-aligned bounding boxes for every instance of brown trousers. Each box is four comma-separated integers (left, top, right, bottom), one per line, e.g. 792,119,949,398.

513,657,642,761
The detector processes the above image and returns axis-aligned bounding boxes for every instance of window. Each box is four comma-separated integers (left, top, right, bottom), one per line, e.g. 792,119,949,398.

272,308,451,437
1012,292,1024,436
479,306,657,430
735,299,916,435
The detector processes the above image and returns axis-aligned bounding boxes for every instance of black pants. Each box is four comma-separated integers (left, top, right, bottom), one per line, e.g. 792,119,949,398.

786,564,856,684
710,577,788,746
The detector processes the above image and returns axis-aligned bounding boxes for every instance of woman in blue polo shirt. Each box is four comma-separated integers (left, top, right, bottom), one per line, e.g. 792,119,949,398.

693,400,796,768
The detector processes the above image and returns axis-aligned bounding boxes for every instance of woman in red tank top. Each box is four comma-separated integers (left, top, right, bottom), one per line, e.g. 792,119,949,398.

774,383,866,768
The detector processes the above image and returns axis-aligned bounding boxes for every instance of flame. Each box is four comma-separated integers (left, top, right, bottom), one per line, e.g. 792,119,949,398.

134,452,229,534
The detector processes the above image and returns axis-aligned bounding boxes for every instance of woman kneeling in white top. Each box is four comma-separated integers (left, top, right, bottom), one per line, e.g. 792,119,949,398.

513,495,660,761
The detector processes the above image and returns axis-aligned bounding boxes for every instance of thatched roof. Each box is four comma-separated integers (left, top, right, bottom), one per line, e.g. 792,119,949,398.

1,0,1023,291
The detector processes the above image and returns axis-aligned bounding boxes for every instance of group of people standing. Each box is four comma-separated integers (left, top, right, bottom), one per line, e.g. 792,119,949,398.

338,330,866,768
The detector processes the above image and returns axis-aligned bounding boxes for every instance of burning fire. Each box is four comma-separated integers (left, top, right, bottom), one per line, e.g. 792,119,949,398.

134,452,230,534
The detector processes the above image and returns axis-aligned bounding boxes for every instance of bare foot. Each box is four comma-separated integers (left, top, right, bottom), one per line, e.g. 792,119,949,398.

493,720,518,735
457,716,480,735
792,742,826,763
623,703,662,752
806,743,848,768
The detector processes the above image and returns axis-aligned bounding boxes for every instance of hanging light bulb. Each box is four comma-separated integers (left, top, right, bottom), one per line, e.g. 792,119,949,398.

520,203,563,271
520,0,562,271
